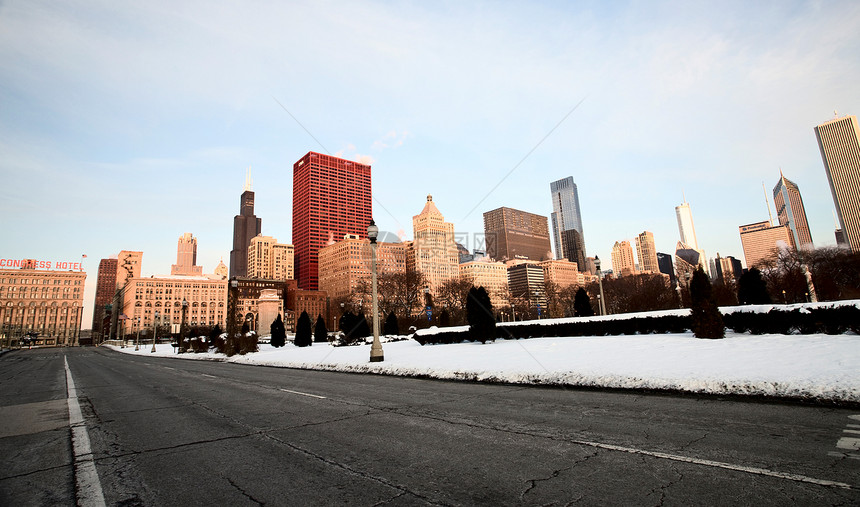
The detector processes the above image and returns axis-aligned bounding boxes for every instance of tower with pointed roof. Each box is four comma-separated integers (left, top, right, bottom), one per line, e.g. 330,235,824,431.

407,195,460,297
773,171,813,249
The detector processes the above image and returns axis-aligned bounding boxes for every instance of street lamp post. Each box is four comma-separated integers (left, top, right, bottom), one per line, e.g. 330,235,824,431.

152,310,159,353
594,256,606,316
180,298,188,353
368,220,384,362
227,278,238,354
135,317,140,351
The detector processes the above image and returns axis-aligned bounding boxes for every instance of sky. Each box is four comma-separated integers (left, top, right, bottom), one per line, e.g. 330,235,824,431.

2,0,859,328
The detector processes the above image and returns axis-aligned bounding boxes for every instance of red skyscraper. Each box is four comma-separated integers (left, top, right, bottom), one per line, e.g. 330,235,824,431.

293,151,372,289
91,258,117,339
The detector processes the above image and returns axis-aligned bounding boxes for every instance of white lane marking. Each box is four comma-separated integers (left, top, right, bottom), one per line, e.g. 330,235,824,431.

162,366,175,370
570,439,855,490
65,356,107,507
848,424,860,429
844,429,860,435
201,374,217,379
279,388,327,399
849,415,860,422
836,437,860,451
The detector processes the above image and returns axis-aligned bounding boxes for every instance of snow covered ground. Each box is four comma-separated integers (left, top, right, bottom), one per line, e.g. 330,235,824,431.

106,301,860,403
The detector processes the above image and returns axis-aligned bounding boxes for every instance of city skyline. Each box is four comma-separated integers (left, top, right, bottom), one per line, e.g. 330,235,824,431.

2,1,859,328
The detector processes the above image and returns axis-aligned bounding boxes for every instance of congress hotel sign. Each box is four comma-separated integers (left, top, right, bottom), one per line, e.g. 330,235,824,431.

0,258,85,271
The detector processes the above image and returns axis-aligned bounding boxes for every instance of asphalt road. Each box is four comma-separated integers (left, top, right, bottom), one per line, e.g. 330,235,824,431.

1,346,858,506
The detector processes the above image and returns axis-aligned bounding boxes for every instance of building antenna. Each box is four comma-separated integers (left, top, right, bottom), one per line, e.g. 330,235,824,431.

762,181,773,226
244,166,252,192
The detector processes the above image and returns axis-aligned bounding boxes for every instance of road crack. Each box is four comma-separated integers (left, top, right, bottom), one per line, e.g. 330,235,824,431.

522,466,572,498
227,477,265,506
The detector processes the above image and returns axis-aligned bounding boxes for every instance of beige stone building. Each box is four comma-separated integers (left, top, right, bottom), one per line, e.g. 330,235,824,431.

459,260,508,309
739,221,795,269
118,275,228,337
635,231,659,274
171,233,203,276
611,240,637,277
247,235,294,281
538,259,591,288
408,195,460,297
318,234,407,302
116,250,142,289
0,265,86,347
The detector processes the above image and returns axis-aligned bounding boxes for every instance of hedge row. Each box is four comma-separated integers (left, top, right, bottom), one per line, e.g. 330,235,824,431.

412,306,860,345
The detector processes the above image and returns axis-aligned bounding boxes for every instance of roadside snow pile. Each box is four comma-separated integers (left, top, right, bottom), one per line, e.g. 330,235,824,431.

107,329,860,403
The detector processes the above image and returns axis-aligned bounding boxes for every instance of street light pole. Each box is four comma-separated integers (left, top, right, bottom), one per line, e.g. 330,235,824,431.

368,220,384,362
595,256,606,316
180,298,188,353
135,317,140,351
152,310,159,353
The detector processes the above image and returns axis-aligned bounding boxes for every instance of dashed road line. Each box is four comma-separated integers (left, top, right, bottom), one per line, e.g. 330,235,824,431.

279,388,327,399
201,374,217,379
65,356,106,507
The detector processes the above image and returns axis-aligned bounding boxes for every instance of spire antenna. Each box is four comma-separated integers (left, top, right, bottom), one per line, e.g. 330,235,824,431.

244,166,252,191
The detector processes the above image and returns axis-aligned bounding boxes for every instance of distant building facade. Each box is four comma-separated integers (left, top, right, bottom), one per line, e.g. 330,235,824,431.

538,259,588,288
483,207,552,262
635,231,659,274
459,260,508,310
247,235,294,281
738,221,795,269
773,172,813,249
549,177,586,267
293,152,372,290
171,233,203,276
91,258,117,339
0,264,86,347
815,114,860,252
507,262,546,314
611,240,636,277
318,234,407,302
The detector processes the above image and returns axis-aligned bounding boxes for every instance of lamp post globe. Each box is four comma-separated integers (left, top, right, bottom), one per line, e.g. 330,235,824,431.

368,219,384,362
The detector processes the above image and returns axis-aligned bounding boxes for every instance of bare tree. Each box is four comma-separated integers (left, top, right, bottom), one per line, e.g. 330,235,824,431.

436,276,474,325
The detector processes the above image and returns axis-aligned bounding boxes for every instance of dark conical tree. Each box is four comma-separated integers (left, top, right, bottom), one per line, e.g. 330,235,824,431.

356,311,371,339
737,268,772,305
573,287,594,317
439,308,450,327
466,286,496,344
689,267,725,339
383,311,399,336
294,311,313,347
314,315,328,342
241,321,250,335
270,314,286,348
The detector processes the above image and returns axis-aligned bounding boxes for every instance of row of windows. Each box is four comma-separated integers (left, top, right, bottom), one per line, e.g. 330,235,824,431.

1,278,81,285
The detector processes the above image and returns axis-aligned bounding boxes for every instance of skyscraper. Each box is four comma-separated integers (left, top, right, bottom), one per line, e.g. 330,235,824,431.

611,240,636,276
171,233,203,276
773,172,813,249
293,151,372,290
230,171,262,279
91,258,117,339
483,207,552,262
549,177,586,267
635,231,659,274
408,195,460,296
815,114,860,251
675,198,698,250
247,235,294,281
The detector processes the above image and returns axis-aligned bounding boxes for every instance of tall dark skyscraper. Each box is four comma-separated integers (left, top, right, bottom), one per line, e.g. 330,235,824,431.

815,114,860,252
230,171,262,279
91,258,117,338
549,177,586,267
293,151,372,290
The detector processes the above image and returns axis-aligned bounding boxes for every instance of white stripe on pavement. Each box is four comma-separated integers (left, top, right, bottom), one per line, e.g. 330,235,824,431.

279,388,327,399
65,356,106,507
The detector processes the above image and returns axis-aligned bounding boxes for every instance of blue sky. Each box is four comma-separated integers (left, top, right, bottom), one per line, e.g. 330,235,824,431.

2,0,859,328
